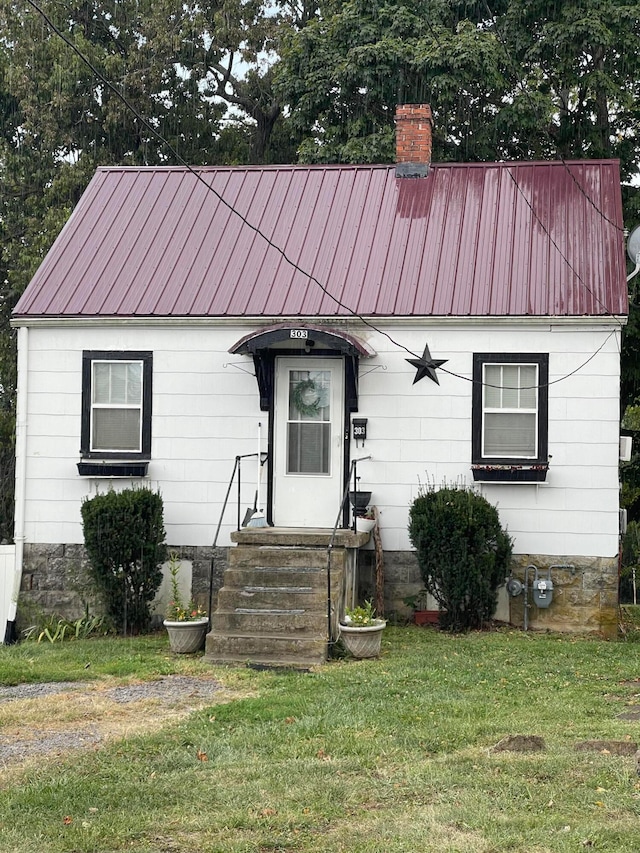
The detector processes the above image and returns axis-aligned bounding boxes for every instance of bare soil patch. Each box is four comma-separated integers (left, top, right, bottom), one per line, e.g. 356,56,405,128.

0,675,226,777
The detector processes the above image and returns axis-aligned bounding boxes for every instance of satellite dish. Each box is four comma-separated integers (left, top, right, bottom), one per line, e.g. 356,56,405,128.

628,225,640,263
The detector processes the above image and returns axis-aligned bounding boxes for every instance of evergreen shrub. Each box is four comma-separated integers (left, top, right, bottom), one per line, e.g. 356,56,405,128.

81,488,166,634
408,484,512,632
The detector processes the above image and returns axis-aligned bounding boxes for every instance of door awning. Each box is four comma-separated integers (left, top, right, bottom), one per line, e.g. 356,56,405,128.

229,323,376,357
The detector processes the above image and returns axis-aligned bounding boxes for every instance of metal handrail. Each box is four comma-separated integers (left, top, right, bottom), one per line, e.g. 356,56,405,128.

207,451,268,627
325,455,372,646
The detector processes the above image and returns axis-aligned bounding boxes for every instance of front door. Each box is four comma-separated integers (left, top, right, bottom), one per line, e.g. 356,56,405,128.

273,357,345,527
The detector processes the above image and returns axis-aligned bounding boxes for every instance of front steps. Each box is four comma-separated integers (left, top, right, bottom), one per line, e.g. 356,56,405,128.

204,527,368,668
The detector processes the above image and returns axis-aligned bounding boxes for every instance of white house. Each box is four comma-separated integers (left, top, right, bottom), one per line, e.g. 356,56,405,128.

9,105,628,649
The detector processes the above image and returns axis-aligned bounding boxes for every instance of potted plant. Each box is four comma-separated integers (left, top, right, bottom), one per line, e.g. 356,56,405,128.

163,552,208,653
403,589,440,626
355,506,376,533
339,600,386,658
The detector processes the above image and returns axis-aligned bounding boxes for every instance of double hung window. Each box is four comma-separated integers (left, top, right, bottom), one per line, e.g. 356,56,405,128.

472,353,548,470
80,351,152,459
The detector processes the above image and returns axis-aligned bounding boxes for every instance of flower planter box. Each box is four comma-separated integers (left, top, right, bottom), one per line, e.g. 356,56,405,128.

413,610,441,627
163,618,208,654
471,466,548,483
339,620,386,658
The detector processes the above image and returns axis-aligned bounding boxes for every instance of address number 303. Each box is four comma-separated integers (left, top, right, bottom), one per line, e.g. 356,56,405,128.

289,329,308,339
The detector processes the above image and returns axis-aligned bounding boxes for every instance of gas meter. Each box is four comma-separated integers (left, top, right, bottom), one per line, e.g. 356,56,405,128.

532,572,553,608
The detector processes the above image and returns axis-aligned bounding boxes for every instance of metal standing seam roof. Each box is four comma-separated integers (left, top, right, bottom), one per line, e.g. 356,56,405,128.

13,160,628,319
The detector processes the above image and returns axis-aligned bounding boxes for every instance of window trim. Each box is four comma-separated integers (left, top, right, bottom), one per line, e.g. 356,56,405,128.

472,353,548,474
80,351,152,460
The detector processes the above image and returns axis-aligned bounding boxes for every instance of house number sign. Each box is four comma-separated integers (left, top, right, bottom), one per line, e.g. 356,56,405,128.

290,329,308,339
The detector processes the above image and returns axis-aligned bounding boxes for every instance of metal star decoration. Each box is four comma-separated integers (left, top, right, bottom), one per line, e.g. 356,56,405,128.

406,343,448,385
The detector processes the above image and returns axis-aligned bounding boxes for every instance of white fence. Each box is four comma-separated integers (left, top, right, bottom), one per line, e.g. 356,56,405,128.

0,545,16,641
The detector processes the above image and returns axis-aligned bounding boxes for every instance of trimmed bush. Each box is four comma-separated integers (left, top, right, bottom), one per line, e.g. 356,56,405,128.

81,488,166,634
408,485,512,632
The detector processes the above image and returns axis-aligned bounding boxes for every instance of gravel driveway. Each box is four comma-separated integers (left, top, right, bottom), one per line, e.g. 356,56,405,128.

0,676,222,768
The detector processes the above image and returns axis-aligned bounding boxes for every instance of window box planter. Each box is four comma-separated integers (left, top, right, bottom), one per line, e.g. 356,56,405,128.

471,464,548,483
77,461,149,477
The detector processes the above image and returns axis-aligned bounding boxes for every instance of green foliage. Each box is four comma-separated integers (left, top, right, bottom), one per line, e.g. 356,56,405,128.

408,485,512,632
279,0,640,185
620,521,640,604
619,604,640,641
343,599,381,626
22,611,109,643
165,551,207,622
81,488,166,634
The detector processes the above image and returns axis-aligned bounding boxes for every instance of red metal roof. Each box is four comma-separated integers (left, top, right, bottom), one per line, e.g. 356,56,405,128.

13,160,628,319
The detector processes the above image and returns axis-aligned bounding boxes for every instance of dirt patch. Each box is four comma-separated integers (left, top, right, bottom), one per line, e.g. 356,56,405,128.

573,739,638,756
0,676,226,775
492,735,546,753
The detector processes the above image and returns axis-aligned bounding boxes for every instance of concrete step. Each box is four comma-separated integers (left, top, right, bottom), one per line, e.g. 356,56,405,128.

204,630,327,667
222,566,330,590
229,546,344,571
211,608,326,634
231,527,367,549
217,585,324,611
206,531,358,667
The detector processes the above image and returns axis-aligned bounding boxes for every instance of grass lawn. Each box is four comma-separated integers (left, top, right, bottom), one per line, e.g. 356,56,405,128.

0,627,639,852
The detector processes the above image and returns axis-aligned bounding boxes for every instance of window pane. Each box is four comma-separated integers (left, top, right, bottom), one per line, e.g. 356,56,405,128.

287,423,330,474
109,363,128,404
501,366,519,408
289,371,330,422
519,366,537,408
484,413,536,457
93,409,141,451
484,366,501,408
93,363,111,404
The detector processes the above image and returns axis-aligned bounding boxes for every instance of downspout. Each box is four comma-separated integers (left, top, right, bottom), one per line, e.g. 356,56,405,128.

4,326,28,644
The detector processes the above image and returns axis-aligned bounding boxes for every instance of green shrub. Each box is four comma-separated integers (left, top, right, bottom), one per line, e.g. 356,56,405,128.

620,521,640,604
408,484,512,632
81,488,166,634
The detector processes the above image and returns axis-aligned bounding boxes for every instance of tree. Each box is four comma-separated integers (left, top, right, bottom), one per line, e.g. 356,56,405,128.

278,0,640,182
0,0,307,537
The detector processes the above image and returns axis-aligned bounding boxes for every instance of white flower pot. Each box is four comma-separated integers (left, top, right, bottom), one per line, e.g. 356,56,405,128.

339,620,386,658
355,517,376,533
163,618,208,654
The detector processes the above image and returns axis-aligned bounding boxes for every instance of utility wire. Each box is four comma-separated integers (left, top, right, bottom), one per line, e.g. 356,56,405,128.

24,0,625,393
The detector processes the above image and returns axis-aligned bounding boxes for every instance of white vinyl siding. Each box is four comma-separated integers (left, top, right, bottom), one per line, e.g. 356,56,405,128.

17,322,621,560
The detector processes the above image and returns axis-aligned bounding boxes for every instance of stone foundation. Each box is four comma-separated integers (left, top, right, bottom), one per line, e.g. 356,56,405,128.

17,544,619,638
17,543,228,629
507,554,619,639
357,550,620,638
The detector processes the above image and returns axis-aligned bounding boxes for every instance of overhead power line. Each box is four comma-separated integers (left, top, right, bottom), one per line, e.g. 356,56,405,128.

23,0,626,393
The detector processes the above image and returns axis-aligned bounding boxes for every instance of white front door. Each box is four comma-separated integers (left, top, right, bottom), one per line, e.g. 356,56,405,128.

273,357,345,527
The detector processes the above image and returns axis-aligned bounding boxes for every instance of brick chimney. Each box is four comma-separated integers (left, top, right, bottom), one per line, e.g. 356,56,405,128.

395,104,433,178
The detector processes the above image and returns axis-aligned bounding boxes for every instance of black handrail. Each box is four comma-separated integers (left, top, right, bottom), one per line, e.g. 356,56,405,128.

325,455,372,646
207,451,267,628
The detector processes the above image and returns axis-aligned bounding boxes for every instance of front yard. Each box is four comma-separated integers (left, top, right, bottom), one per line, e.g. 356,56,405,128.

0,627,639,852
